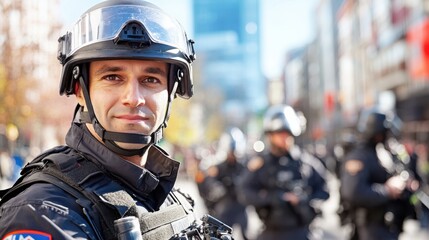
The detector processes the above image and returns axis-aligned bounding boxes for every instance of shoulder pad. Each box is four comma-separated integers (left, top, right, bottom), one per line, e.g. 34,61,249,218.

247,156,264,172
20,146,73,176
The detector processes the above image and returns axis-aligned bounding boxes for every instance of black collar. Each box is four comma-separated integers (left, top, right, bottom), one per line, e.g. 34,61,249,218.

65,122,180,208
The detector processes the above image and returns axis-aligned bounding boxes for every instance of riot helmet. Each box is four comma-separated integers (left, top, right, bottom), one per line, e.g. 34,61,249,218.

357,107,402,142
217,127,246,160
263,105,303,137
57,0,196,156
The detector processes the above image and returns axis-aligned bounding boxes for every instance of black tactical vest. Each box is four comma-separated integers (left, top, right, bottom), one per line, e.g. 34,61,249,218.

0,146,195,240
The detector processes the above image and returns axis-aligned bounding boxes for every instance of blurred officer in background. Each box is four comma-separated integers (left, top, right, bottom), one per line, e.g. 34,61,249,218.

203,127,250,240
0,1,234,239
333,129,357,179
239,105,330,240
193,142,220,216
339,107,420,240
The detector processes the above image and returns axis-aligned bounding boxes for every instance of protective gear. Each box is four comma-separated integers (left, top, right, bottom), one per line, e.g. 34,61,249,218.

56,0,196,156
339,142,417,240
357,107,403,141
340,106,418,240
239,146,329,239
217,127,246,159
58,0,195,98
0,122,194,239
263,105,302,137
0,147,195,240
203,128,250,240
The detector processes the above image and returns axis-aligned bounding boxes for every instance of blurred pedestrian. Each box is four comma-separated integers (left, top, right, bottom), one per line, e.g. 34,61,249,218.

339,107,420,240
239,105,330,240
0,1,233,239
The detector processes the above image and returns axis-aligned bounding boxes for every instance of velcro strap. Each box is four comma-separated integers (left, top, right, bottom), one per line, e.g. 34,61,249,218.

139,203,194,240
97,188,138,217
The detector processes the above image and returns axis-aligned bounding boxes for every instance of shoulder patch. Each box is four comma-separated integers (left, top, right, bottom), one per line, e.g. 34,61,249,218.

247,156,264,172
194,170,206,183
344,159,364,176
3,230,52,240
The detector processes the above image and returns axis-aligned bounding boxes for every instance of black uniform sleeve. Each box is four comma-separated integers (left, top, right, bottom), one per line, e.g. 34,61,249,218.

340,156,390,208
307,164,330,202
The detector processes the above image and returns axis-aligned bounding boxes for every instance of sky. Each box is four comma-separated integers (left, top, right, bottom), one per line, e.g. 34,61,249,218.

59,0,317,79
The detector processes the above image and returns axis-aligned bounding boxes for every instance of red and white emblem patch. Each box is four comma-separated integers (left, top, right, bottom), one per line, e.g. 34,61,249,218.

2,230,52,240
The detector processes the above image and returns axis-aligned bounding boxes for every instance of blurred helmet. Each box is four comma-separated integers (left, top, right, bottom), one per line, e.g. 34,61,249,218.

357,107,402,141
217,127,246,159
58,0,195,98
56,0,196,156
263,105,302,137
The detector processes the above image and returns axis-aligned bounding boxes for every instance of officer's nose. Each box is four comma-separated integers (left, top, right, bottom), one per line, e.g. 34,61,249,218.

122,80,145,108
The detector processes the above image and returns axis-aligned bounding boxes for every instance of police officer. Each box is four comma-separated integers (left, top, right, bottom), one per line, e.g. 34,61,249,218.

203,127,250,240
0,0,211,239
239,105,330,240
339,107,419,240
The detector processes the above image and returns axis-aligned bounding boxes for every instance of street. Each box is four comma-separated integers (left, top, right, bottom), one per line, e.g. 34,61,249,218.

175,173,429,240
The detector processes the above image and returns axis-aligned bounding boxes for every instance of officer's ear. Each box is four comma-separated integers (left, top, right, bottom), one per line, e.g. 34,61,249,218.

75,82,85,107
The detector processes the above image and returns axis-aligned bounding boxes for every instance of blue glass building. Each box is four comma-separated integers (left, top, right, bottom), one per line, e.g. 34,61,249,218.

192,0,266,127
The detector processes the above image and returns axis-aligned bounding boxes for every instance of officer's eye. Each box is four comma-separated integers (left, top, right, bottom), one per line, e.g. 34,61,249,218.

102,75,121,81
142,77,161,84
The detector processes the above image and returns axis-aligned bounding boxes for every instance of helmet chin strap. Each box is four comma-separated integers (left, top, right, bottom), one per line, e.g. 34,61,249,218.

75,65,165,157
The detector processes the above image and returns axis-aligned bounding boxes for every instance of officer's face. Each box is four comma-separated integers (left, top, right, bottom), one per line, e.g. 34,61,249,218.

269,131,294,153
76,59,169,150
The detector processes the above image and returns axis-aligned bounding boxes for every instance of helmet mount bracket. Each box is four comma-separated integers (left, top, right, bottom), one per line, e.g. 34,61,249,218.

114,22,151,48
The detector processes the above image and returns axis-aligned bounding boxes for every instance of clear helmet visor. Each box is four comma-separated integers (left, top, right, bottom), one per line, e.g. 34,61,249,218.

263,105,302,137
65,4,190,57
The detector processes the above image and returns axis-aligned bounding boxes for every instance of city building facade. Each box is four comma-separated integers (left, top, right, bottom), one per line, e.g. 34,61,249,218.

277,0,429,152
192,0,266,132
